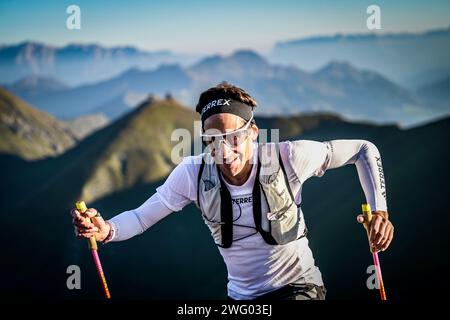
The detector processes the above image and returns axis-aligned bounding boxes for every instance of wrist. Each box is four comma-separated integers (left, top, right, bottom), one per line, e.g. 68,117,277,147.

373,210,389,219
100,221,115,243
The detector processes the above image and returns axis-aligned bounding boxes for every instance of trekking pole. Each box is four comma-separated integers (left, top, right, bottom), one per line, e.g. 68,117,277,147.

361,203,387,301
76,201,111,299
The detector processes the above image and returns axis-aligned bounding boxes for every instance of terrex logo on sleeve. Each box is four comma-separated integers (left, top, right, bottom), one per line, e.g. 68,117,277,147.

201,99,231,115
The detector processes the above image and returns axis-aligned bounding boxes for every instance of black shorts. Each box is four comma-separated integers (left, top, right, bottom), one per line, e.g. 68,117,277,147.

227,283,327,300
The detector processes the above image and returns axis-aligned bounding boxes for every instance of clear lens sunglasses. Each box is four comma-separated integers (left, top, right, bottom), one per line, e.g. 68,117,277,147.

200,113,254,148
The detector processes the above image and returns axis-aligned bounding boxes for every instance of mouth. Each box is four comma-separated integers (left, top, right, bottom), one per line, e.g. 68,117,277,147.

224,156,239,166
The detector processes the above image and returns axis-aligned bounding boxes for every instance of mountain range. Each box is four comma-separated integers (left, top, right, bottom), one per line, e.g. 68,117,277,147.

0,86,449,299
0,42,200,86
270,26,450,89
3,27,449,91
5,50,449,127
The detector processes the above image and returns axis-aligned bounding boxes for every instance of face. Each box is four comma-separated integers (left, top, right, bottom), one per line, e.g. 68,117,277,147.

203,113,258,178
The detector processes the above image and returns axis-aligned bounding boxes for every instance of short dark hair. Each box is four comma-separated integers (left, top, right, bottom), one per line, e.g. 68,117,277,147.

195,82,257,114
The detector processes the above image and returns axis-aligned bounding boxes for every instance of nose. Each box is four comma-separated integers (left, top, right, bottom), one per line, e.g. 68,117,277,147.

218,140,236,163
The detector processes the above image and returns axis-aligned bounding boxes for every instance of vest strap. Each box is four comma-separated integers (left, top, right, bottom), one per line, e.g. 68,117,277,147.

217,165,233,248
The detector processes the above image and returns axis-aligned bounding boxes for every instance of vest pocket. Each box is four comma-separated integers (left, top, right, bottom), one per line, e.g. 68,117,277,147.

260,167,299,244
199,181,223,245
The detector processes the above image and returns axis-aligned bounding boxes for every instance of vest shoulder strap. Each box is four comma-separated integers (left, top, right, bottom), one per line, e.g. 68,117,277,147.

196,155,205,208
258,142,297,205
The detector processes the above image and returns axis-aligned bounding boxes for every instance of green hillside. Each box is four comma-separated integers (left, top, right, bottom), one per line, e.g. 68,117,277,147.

0,87,76,159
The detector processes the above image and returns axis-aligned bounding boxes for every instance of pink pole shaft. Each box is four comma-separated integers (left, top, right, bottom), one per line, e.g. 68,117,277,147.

372,252,387,300
91,250,111,299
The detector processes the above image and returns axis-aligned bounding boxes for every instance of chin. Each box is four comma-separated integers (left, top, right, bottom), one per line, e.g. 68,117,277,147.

222,159,243,176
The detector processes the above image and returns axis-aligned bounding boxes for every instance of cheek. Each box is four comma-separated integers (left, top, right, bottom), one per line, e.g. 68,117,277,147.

238,143,252,160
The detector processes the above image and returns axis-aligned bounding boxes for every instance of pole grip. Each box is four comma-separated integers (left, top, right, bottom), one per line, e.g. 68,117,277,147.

362,203,374,251
76,200,98,250
361,203,373,229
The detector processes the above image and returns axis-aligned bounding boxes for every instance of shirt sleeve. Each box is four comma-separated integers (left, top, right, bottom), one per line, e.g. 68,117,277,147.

287,140,332,183
287,139,388,212
107,192,173,242
155,155,200,211
106,155,200,242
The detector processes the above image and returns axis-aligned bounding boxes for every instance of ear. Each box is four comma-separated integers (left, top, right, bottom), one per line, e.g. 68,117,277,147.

250,124,259,141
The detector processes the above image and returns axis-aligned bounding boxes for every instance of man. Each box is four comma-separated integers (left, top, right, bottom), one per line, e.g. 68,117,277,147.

71,83,394,300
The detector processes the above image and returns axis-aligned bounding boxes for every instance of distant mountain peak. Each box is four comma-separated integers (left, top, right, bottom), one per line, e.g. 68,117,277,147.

15,41,54,50
191,54,225,69
11,75,68,92
276,26,450,47
318,60,357,72
231,49,267,62
154,63,185,72
314,60,360,78
192,49,269,74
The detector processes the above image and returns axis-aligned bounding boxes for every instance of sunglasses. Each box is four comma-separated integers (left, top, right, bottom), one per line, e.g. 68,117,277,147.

200,113,254,148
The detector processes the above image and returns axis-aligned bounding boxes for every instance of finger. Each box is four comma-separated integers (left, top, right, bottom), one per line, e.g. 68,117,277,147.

374,224,391,252
77,220,99,231
356,215,365,224
74,219,95,229
79,232,96,239
70,209,80,218
370,216,382,244
71,209,84,222
74,219,98,232
80,227,99,234
381,227,393,251
74,227,95,239
91,219,106,231
381,226,394,251
74,225,89,234
84,208,98,219
375,220,388,245
373,222,387,247
79,230,96,238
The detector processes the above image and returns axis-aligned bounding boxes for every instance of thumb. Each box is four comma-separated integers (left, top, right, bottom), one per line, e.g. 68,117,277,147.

84,208,105,225
356,214,365,224
83,208,99,219
85,208,107,230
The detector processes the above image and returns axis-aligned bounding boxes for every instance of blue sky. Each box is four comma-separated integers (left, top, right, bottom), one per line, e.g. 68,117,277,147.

0,0,449,54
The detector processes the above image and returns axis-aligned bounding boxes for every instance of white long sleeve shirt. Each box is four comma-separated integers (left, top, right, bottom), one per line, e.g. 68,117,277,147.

107,139,388,299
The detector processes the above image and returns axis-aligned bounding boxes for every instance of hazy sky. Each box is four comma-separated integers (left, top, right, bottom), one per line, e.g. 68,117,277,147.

0,0,449,54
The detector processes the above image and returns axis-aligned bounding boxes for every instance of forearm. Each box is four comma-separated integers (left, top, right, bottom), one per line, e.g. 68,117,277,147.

106,192,173,242
327,140,387,211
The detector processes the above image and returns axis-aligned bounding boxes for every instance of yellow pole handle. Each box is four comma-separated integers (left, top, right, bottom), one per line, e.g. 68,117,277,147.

76,201,98,250
362,203,373,251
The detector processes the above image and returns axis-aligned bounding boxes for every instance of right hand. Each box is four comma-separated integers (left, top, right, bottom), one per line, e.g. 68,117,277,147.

356,210,394,252
71,207,111,242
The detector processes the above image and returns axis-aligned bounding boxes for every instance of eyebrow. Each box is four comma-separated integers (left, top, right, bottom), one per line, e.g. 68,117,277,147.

204,120,246,132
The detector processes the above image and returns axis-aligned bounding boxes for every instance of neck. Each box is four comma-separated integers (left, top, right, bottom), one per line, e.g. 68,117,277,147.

221,160,253,186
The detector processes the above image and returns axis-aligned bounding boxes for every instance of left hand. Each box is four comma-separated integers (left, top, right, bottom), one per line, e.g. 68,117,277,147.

357,211,394,252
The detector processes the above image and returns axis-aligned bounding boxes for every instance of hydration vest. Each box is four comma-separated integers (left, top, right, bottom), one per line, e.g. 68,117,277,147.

196,143,307,248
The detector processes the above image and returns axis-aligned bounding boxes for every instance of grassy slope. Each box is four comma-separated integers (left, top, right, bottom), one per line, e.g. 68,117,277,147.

0,87,76,159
